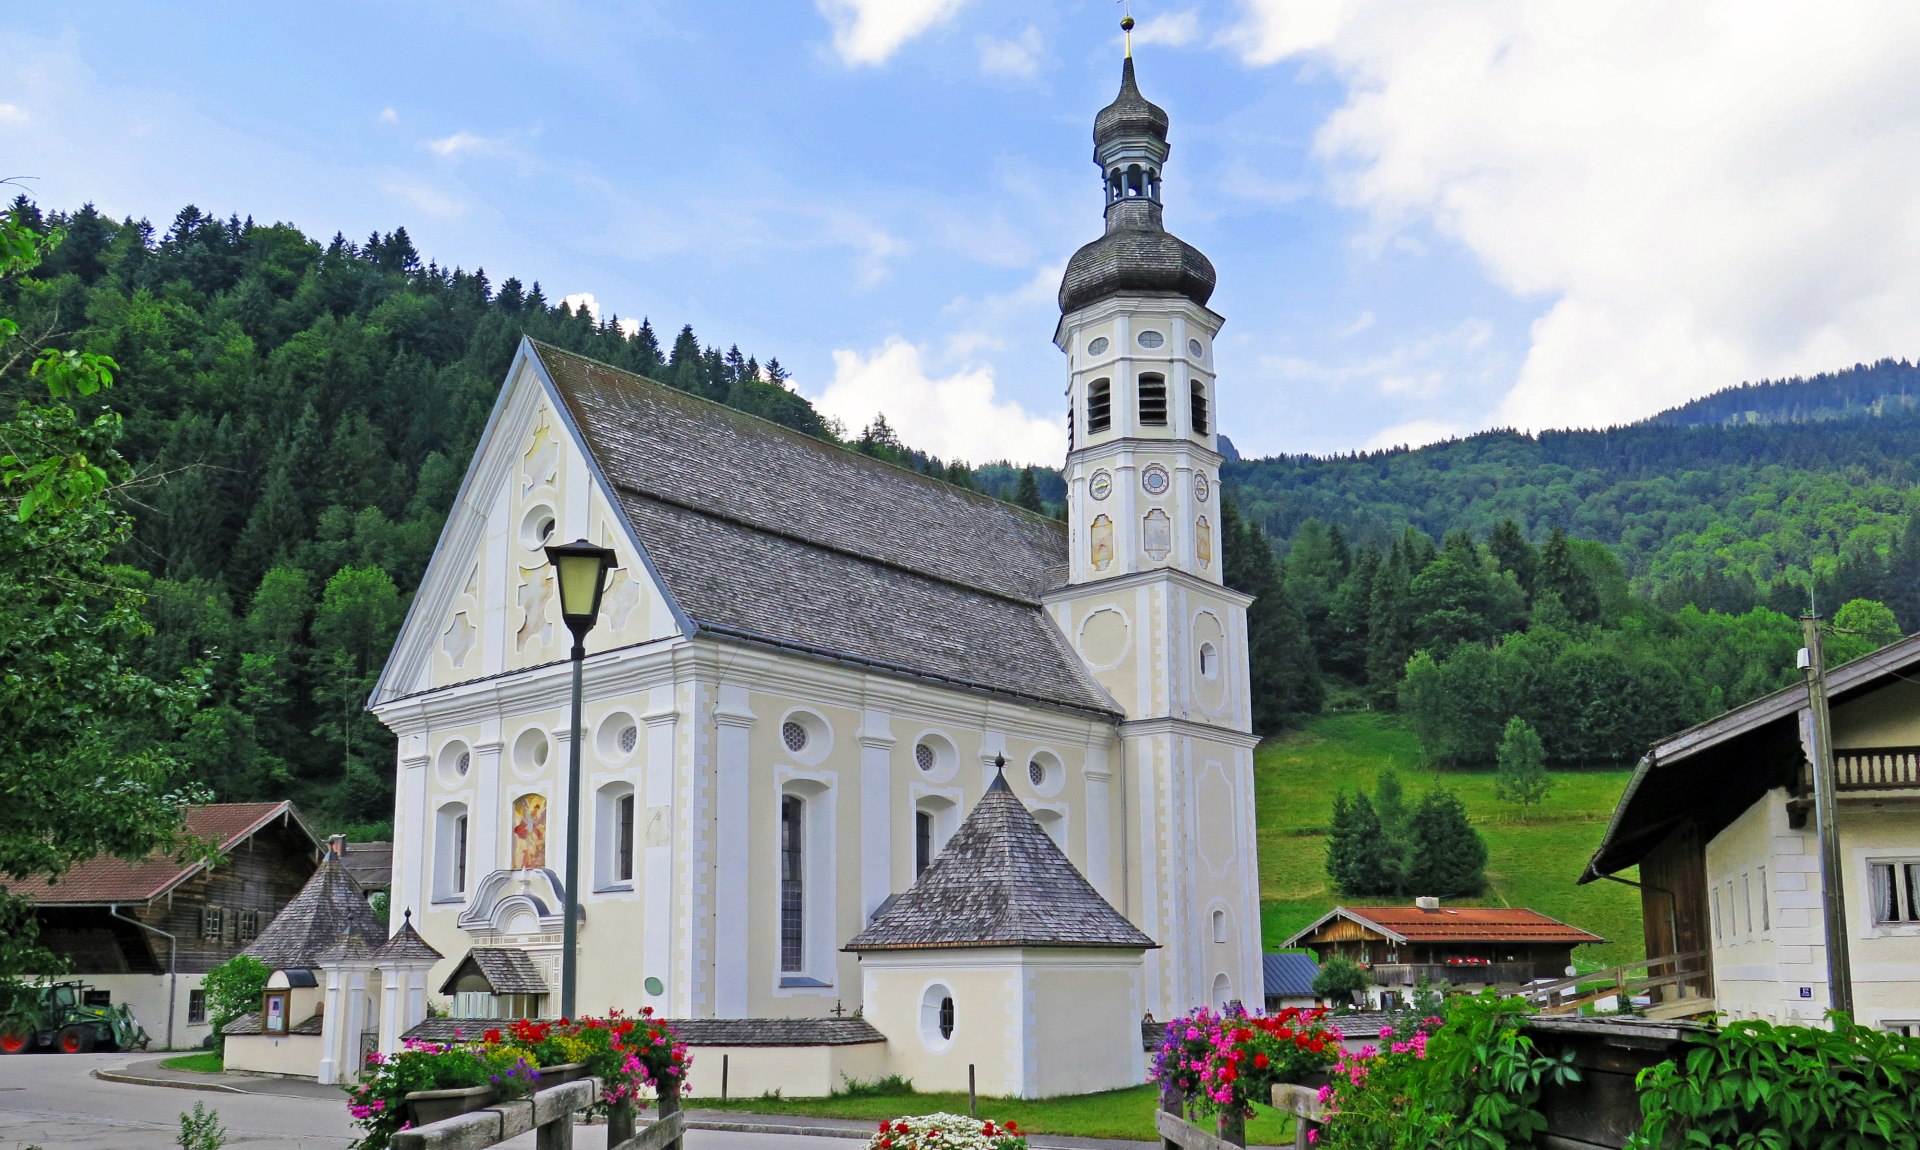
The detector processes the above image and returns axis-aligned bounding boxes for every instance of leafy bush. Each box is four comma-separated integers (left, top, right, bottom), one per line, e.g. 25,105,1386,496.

1628,1014,1920,1148
177,1102,226,1150
1312,957,1369,1005
838,1073,915,1098
200,955,270,1046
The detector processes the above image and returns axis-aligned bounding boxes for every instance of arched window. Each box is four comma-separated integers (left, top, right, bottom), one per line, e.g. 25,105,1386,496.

914,795,959,879
1087,379,1112,433
1212,909,1227,943
780,794,805,973
1190,380,1210,435
1212,972,1233,1006
1139,374,1168,426
915,810,934,878
1067,400,1075,451
433,803,469,901
595,782,636,889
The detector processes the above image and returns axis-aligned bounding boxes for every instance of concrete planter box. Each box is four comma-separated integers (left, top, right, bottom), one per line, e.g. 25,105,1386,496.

404,1084,494,1126
538,1061,589,1087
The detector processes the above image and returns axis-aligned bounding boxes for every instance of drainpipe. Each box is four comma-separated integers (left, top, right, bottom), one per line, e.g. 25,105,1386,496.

110,904,177,1051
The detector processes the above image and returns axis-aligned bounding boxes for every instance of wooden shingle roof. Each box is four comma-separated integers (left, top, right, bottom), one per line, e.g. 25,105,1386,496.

533,342,1118,718
1282,905,1603,948
241,854,385,970
15,802,314,906
845,767,1154,952
439,947,549,996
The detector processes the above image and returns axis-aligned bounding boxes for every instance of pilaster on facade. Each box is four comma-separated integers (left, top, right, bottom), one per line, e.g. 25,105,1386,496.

712,683,756,1016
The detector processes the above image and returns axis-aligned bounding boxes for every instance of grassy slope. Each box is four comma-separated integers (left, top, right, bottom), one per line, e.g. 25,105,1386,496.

1256,713,1644,969
696,1085,1295,1144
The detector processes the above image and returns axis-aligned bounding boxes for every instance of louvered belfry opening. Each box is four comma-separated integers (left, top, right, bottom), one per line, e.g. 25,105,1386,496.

1088,378,1113,432
1191,380,1209,435
1139,373,1168,426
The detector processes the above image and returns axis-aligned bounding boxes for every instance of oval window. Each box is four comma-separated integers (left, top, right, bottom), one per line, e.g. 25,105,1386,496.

1137,330,1165,349
1087,336,1110,356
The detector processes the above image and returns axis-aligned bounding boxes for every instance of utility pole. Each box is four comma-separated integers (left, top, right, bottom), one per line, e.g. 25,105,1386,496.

1801,611,1855,1018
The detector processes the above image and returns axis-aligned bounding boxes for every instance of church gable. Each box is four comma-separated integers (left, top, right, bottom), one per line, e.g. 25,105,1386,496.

373,341,686,704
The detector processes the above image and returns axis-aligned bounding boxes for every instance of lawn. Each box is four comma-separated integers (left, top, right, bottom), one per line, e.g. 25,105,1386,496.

695,1084,1295,1145
1256,711,1644,969
159,1051,224,1073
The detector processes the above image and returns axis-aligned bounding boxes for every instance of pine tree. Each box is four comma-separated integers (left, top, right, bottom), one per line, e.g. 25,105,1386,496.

1013,466,1044,513
1493,716,1553,816
1405,788,1487,897
1539,528,1600,623
1365,544,1414,704
1326,791,1395,895
1223,497,1322,730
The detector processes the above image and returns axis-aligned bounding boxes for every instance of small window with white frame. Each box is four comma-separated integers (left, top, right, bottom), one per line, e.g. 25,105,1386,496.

1882,1020,1920,1038
1870,860,1920,925
1757,865,1769,932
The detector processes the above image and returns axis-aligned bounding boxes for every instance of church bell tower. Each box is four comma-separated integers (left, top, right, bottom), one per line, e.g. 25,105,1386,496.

1046,26,1261,1021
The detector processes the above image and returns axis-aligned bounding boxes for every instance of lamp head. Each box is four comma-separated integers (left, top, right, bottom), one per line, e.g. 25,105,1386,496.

544,538,617,637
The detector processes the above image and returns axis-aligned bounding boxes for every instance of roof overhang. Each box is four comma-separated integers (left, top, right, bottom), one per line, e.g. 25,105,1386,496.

23,801,318,907
1279,907,1406,949
1581,632,1920,883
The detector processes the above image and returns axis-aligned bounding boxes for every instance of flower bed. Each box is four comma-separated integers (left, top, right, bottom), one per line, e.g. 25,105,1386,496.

1152,1005,1341,1119
867,1113,1028,1150
345,1009,691,1150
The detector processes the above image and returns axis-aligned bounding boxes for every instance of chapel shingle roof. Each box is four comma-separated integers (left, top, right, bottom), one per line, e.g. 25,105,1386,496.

402,1016,885,1047
439,947,550,996
845,769,1155,952
241,854,386,970
369,913,443,965
15,802,313,906
1283,905,1604,948
533,342,1116,716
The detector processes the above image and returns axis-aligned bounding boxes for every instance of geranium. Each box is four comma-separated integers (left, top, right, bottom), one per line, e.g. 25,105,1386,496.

866,1113,1026,1150
1152,1005,1340,1119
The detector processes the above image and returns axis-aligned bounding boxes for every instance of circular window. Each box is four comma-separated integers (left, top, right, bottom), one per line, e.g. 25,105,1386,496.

1142,465,1171,496
1089,470,1112,500
519,505,558,551
619,725,638,753
511,727,551,777
911,732,957,781
915,743,936,772
1188,338,1204,357
1028,758,1046,787
1137,330,1165,349
1087,336,1110,356
1195,472,1211,502
919,982,957,1050
781,721,808,753
436,740,473,785
595,712,641,761
1025,750,1066,798
778,710,831,764
456,751,471,775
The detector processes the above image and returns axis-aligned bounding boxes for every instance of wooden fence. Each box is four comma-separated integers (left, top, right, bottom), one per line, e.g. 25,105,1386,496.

392,1076,684,1150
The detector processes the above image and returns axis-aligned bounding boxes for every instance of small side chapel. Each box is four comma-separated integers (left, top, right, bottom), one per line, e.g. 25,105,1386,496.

367,43,1260,1096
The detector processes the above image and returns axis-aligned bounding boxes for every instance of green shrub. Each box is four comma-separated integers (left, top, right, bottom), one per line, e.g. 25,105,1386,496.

200,955,270,1047
1629,1014,1920,1148
836,1073,915,1098
177,1102,226,1150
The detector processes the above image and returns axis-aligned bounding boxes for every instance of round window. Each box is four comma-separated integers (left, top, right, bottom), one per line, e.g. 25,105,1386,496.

511,727,551,777
456,751,471,776
519,505,558,551
1028,758,1046,788
1188,338,1204,357
1087,336,1110,356
781,720,808,754
1137,330,1165,349
915,743,936,772
619,725,639,754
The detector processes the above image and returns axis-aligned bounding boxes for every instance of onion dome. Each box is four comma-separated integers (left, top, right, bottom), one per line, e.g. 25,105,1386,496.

1093,57,1169,156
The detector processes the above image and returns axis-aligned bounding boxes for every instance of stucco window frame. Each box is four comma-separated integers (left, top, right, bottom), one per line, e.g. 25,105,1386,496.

909,729,960,785
910,782,963,877
773,767,839,996
1030,802,1070,853
1855,848,1920,940
917,978,957,1053
432,801,471,905
591,778,638,896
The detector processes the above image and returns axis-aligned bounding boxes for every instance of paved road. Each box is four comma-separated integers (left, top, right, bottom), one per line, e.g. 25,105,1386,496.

0,1053,853,1150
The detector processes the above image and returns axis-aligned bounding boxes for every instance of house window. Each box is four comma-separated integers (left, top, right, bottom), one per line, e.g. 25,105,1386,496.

1758,866,1769,931
1740,873,1751,936
201,907,224,940
1138,373,1168,426
1884,1021,1920,1038
782,720,809,754
915,810,934,878
187,990,207,1024
1191,381,1210,435
434,803,470,901
920,982,956,1048
1870,861,1920,924
595,782,636,889
1710,887,1720,942
237,910,261,941
1087,379,1112,433
618,793,635,882
1212,909,1227,943
780,794,805,972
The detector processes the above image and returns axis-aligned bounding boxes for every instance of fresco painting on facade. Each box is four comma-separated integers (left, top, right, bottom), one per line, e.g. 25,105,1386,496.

1092,514,1114,570
512,795,547,870
1196,517,1212,568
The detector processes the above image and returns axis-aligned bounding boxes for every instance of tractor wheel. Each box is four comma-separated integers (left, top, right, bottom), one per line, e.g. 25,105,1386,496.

0,1021,30,1054
55,1026,95,1054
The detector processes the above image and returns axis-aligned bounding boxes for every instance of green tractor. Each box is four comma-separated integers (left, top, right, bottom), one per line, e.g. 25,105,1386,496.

0,980,150,1054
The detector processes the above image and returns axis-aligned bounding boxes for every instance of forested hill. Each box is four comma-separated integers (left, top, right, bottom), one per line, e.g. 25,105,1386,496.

1649,357,1920,428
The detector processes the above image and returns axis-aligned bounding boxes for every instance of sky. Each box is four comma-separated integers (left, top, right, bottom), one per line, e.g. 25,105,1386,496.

5,1,1920,465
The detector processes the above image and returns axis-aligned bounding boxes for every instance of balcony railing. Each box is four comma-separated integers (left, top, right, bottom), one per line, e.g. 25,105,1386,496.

1835,748,1920,790
1370,961,1536,987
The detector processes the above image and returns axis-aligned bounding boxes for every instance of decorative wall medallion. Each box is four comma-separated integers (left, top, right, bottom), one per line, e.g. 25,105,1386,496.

1087,336,1110,356
1196,516,1213,568
1089,470,1113,500
603,567,640,630
1090,514,1114,571
1143,508,1172,560
1194,472,1211,502
511,794,548,869
521,415,559,496
1137,330,1166,349
515,568,554,652
1188,338,1204,357
442,611,477,668
1141,464,1171,495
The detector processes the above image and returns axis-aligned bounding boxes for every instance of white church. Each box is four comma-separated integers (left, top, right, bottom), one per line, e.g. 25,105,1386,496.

352,46,1258,1097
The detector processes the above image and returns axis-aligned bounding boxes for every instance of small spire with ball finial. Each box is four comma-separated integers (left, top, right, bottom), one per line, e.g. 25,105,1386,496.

1120,1,1135,58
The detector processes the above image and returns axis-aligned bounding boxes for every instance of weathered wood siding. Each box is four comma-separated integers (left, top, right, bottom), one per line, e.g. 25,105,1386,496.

1638,822,1712,998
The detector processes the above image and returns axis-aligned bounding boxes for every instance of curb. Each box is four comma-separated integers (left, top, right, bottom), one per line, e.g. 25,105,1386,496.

92,1067,248,1094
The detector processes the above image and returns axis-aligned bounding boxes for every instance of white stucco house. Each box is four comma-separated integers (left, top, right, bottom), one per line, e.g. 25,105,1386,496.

1584,632,1920,1030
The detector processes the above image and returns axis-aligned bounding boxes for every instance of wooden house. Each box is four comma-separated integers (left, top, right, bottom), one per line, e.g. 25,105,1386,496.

1282,900,1603,1009
1583,632,1920,1027
14,802,322,1049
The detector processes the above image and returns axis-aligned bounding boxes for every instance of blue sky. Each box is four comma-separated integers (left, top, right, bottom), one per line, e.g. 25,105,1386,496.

7,2,1920,464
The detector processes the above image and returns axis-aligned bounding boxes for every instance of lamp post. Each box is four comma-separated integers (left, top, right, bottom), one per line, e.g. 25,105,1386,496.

545,537,616,1019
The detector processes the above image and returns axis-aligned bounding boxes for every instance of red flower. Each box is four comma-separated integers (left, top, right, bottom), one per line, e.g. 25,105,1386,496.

1005,1122,1019,1131
483,1028,503,1045
878,1122,890,1133
1253,1053,1269,1070
1308,1039,1324,1053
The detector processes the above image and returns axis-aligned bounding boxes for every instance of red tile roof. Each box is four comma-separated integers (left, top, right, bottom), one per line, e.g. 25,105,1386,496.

17,802,316,906
1294,905,1604,946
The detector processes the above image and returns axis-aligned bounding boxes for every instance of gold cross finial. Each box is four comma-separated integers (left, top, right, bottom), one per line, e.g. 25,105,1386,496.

1120,0,1135,58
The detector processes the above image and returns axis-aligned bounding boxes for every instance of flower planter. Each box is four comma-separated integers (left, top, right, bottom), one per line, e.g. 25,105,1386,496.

1290,1069,1334,1092
539,1061,589,1086
405,1084,495,1126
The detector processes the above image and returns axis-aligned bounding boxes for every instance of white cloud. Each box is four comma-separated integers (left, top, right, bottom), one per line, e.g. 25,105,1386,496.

560,291,641,337
817,0,962,67
977,26,1043,81
1231,1,1920,430
424,131,503,158
810,338,1061,466
378,106,398,124
1361,419,1467,452
381,178,467,219
1336,310,1374,338
0,103,26,123
1131,9,1203,49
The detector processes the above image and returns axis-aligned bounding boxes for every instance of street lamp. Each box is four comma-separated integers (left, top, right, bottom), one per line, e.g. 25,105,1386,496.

545,537,617,1019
